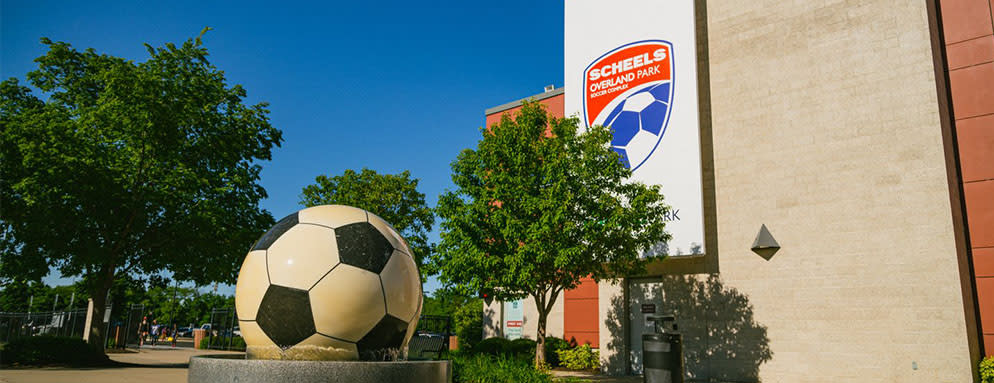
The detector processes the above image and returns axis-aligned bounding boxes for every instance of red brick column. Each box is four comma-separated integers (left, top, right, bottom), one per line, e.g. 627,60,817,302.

940,0,994,356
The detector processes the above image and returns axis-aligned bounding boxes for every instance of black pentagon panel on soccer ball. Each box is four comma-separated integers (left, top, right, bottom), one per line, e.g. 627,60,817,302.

356,314,408,361
256,285,316,348
251,213,299,251
335,222,395,273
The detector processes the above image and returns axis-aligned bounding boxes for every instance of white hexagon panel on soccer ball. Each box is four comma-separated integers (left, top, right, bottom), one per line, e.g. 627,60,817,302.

240,320,279,360
298,205,368,229
621,92,656,112
366,212,412,255
309,264,385,343
235,250,269,321
624,129,659,167
266,224,340,290
380,250,421,322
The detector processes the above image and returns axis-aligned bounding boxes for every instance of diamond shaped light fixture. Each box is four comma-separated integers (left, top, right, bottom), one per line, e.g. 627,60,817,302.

751,224,780,260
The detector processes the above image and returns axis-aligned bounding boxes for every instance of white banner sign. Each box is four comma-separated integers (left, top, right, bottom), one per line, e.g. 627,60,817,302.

565,0,705,256
504,300,524,340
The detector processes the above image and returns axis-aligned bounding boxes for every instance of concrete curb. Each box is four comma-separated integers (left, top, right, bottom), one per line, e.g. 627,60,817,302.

188,354,452,383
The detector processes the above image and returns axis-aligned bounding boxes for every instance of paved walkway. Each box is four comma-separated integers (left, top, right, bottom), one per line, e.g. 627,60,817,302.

0,348,243,383
551,370,643,383
1,349,647,383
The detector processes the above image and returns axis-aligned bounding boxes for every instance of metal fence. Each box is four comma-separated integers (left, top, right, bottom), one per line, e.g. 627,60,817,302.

204,307,241,351
117,304,146,349
0,308,90,343
408,315,453,360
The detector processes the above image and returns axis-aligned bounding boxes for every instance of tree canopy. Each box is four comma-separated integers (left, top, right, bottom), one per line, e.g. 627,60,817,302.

433,101,671,365
0,30,282,347
299,168,435,276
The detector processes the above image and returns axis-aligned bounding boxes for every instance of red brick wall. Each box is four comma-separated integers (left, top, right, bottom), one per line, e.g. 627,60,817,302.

484,93,565,128
940,0,994,356
563,276,599,347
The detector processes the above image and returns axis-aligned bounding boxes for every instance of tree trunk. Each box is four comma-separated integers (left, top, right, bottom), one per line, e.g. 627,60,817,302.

535,305,548,368
86,266,115,353
532,288,561,369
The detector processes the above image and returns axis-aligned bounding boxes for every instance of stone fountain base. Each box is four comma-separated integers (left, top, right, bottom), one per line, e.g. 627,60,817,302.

188,355,451,383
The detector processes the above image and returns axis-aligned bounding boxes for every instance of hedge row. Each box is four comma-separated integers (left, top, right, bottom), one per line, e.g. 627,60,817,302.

0,336,109,366
450,352,552,383
468,336,597,370
198,335,246,351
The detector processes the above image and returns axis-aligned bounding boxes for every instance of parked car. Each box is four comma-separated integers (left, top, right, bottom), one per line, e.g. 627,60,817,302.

217,326,242,337
200,323,218,336
175,327,192,337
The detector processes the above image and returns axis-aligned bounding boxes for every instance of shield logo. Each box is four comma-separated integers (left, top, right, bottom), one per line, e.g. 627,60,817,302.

583,40,674,171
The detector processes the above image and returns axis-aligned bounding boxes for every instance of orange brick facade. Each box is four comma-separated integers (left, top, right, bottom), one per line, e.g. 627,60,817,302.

939,0,994,356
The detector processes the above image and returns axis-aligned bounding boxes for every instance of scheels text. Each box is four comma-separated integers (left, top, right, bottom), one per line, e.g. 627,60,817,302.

587,48,667,81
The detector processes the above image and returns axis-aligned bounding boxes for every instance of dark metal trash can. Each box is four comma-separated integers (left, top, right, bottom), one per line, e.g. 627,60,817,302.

643,315,683,383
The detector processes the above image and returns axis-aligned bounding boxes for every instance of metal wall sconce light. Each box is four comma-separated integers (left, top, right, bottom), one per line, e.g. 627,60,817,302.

751,224,780,260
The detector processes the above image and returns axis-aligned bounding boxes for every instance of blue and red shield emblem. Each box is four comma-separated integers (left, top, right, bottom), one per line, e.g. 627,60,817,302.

583,40,674,171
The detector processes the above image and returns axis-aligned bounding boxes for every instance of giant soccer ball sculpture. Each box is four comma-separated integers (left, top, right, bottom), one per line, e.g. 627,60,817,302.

234,205,422,361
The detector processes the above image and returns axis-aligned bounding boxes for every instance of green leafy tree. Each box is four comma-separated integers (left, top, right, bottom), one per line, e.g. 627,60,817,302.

139,285,197,325
422,286,471,317
182,292,234,325
0,280,48,312
299,168,435,276
0,280,90,313
434,101,670,366
453,297,483,350
0,30,282,350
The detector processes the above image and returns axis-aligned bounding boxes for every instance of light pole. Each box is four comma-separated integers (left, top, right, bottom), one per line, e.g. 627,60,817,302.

171,280,179,325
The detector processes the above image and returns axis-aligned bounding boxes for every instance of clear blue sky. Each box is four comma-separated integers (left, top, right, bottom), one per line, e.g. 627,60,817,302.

1,0,565,295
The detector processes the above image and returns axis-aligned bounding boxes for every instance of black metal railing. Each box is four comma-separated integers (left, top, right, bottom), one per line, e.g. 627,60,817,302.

0,308,91,343
407,315,452,360
204,307,241,351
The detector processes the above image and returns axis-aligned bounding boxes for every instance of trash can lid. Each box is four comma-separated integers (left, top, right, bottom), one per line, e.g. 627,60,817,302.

642,333,667,341
642,332,680,340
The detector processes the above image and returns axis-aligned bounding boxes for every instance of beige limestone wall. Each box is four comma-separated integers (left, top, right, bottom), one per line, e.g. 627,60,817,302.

522,294,565,341
703,0,974,382
483,300,501,339
598,279,627,375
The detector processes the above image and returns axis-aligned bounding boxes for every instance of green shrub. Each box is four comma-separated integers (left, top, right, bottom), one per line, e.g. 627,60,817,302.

451,352,552,383
470,336,571,367
0,336,109,366
472,337,511,356
508,338,536,358
198,336,246,351
981,356,994,383
543,336,570,367
455,299,484,350
556,344,600,371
